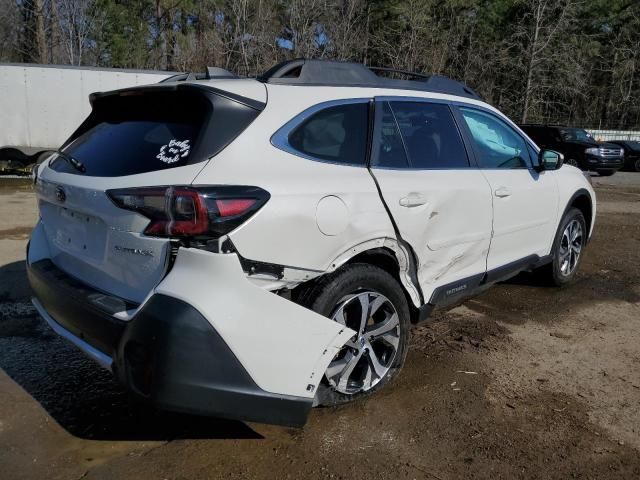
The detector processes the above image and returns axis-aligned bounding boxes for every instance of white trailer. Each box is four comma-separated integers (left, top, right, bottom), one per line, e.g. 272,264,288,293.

0,63,173,150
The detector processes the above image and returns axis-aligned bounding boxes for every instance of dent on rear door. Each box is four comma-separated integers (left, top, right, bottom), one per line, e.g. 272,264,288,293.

154,247,357,400
376,170,493,301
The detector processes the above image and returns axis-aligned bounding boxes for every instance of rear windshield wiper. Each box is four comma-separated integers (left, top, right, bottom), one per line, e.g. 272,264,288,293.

56,150,86,173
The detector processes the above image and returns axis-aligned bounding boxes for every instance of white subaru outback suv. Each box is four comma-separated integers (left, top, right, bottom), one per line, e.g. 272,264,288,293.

28,59,595,427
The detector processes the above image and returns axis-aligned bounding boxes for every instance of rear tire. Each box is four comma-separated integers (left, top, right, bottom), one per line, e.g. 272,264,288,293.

297,264,411,407
634,158,640,172
540,207,587,287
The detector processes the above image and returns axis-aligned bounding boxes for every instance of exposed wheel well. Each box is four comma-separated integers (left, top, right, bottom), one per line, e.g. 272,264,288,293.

293,247,421,322
343,247,421,323
346,247,398,277
570,193,593,235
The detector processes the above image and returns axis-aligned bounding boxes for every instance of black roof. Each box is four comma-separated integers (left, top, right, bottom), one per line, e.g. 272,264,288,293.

257,59,482,100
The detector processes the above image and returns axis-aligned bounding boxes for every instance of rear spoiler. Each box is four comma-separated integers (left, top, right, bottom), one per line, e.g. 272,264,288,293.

88,83,265,111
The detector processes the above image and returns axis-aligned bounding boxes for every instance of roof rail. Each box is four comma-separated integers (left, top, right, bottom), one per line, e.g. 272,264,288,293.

257,59,481,100
159,66,237,83
368,66,430,80
519,123,568,127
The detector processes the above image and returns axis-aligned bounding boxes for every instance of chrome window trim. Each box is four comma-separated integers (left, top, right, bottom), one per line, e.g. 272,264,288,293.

270,98,371,167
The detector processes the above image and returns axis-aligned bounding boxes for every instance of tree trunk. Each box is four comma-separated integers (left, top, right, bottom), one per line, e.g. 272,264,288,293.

521,1,542,124
34,0,46,63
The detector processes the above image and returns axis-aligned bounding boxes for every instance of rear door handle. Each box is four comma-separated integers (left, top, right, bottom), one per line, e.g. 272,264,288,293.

399,194,427,207
494,187,512,198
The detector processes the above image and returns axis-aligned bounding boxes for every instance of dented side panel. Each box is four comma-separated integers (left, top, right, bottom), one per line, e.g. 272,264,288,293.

242,237,422,308
154,248,356,399
369,169,493,301
327,237,422,307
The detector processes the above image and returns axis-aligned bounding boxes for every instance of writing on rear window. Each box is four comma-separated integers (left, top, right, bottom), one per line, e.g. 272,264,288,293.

157,139,191,164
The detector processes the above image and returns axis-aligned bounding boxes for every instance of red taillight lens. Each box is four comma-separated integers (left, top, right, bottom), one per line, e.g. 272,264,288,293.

215,198,257,217
142,188,210,236
107,185,269,239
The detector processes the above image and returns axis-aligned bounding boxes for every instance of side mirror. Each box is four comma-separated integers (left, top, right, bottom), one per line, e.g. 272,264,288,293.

538,149,564,171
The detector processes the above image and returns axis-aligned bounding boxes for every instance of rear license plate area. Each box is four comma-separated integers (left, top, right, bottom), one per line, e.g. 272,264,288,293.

48,206,105,260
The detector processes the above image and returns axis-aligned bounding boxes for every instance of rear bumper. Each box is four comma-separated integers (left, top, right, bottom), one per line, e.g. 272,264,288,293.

27,258,312,427
27,235,354,427
32,296,113,370
27,259,131,358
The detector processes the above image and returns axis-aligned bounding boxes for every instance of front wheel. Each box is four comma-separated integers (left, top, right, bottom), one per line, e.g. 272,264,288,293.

298,264,410,407
542,207,587,286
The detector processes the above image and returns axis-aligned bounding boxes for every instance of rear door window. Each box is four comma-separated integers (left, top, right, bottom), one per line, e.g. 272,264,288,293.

371,102,410,169
387,101,469,169
51,89,260,177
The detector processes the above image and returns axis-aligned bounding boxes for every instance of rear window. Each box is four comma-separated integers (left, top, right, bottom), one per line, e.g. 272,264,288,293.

51,88,260,177
288,102,369,166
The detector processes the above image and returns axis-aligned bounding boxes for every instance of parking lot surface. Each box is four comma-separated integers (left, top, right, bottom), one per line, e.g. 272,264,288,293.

1,173,639,479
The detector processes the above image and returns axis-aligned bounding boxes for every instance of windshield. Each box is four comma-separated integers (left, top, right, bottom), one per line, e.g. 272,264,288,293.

558,128,593,143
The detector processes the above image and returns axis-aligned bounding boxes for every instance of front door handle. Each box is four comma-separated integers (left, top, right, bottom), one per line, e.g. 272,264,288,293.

494,187,512,198
399,194,427,207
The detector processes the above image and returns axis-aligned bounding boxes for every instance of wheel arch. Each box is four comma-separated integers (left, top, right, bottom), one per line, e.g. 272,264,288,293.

565,188,593,241
336,246,422,323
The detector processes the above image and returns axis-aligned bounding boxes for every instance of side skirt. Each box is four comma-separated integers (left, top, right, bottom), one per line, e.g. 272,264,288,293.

418,254,550,322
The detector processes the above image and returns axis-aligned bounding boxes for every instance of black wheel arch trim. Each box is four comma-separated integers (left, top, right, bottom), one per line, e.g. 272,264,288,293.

561,188,594,244
116,294,312,427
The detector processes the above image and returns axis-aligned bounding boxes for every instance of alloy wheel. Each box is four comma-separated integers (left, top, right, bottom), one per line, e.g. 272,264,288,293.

559,219,583,276
325,292,400,395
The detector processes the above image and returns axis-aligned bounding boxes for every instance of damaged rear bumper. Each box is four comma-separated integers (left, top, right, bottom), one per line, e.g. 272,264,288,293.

27,234,354,427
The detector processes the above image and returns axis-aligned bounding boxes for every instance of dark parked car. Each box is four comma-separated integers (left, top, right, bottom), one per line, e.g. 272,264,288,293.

520,125,623,176
608,140,640,172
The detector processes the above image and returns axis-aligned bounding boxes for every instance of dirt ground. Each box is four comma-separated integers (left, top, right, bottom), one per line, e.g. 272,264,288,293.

0,173,639,480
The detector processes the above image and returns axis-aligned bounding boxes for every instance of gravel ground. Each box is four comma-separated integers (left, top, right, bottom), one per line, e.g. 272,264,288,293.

0,173,639,480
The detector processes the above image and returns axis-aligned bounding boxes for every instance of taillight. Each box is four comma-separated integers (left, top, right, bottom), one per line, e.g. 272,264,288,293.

107,185,269,239
215,198,257,217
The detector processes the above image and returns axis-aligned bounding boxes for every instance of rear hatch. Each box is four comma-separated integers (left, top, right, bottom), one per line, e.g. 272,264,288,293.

35,83,264,304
